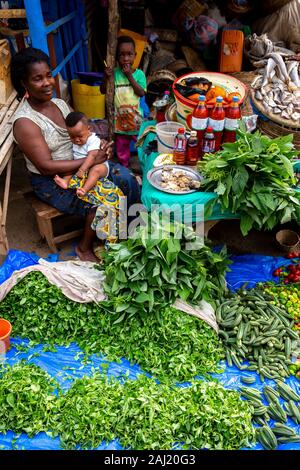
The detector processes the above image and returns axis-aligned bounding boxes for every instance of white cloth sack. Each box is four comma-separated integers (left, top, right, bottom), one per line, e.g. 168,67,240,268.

0,259,106,304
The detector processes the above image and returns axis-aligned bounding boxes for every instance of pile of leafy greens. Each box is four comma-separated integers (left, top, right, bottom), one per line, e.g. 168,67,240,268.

0,273,224,383
199,126,300,235
54,374,254,450
102,213,230,316
0,363,254,450
0,361,57,437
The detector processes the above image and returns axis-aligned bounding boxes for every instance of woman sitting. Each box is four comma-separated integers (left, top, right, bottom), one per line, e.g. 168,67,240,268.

11,47,141,261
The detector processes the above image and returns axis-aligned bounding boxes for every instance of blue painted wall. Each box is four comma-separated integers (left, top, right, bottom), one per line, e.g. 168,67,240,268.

21,0,88,81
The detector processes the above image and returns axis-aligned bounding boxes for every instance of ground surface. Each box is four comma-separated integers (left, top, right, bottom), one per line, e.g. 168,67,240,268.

0,148,298,266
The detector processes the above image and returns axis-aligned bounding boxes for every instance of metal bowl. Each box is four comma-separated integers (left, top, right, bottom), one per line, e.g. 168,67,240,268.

147,165,203,194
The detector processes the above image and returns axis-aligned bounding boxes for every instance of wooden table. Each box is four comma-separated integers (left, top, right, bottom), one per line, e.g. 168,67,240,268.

0,91,23,255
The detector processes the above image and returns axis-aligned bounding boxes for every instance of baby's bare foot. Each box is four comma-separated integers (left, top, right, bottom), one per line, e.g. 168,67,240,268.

54,175,68,189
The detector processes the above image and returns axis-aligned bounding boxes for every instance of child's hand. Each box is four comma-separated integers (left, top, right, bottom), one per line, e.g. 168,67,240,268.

104,66,113,78
122,63,132,77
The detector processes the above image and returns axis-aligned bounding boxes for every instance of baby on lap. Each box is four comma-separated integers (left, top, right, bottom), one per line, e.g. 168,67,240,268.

54,111,112,197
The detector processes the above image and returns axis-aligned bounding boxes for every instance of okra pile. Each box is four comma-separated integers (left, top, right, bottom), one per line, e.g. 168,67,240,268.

240,381,300,450
216,289,299,381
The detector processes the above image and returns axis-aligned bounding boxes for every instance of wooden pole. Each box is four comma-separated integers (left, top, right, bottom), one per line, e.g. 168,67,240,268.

106,0,119,140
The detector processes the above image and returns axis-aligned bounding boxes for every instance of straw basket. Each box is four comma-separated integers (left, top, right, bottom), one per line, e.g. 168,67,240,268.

251,90,300,130
147,70,177,106
276,229,300,253
257,118,300,149
173,71,247,125
227,0,254,14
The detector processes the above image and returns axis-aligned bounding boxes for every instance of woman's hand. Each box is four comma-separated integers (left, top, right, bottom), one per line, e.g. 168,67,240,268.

94,140,114,163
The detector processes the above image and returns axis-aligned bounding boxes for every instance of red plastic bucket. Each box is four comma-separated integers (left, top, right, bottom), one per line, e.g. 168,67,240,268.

0,318,12,352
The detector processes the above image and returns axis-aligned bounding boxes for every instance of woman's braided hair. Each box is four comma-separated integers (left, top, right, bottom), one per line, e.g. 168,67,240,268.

10,47,50,100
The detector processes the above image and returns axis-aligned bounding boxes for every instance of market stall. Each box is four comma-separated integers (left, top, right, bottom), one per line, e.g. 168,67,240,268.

1,0,300,454
0,241,300,450
137,120,236,226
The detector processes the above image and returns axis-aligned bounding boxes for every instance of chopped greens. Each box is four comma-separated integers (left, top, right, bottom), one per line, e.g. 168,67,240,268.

0,274,224,383
0,361,58,437
53,374,254,450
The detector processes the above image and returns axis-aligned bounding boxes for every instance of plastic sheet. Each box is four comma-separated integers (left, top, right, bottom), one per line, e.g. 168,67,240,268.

0,250,299,450
226,254,296,290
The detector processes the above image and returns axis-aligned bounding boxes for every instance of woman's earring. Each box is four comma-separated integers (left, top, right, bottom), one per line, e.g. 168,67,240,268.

24,89,29,99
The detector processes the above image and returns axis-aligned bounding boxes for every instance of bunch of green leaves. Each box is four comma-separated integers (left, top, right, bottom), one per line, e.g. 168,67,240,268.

102,213,230,315
51,373,122,449
0,361,58,437
0,273,224,382
198,125,300,235
53,373,254,450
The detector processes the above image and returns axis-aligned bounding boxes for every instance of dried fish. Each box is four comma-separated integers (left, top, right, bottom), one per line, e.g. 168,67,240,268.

287,61,300,87
251,75,263,89
160,169,201,192
263,101,272,113
255,90,263,100
291,112,300,121
266,53,290,84
281,110,290,119
261,57,277,87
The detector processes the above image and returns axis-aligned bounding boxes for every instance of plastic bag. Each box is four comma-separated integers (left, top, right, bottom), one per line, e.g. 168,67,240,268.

186,15,218,53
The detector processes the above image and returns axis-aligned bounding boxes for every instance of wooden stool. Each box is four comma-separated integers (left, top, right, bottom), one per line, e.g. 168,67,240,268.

23,191,84,253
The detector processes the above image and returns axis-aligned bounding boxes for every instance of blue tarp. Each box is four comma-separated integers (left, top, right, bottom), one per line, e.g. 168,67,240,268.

0,250,299,450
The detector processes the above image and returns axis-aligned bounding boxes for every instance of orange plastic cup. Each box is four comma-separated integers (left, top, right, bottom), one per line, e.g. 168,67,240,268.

0,318,12,352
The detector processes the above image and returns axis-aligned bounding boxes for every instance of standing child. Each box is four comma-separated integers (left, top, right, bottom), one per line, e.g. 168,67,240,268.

102,35,147,167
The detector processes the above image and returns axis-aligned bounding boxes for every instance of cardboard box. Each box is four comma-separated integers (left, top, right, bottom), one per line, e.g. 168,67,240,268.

0,40,14,105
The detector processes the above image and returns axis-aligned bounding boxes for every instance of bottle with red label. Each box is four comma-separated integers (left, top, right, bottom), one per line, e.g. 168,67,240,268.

186,131,199,166
173,127,187,165
208,96,225,151
191,95,208,149
202,126,216,156
155,90,171,123
223,96,241,143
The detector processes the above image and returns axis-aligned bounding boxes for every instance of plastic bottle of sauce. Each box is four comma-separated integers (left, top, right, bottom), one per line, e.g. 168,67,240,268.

223,96,241,143
202,126,216,155
155,90,171,123
186,131,199,166
208,96,225,151
173,127,187,165
191,95,208,149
